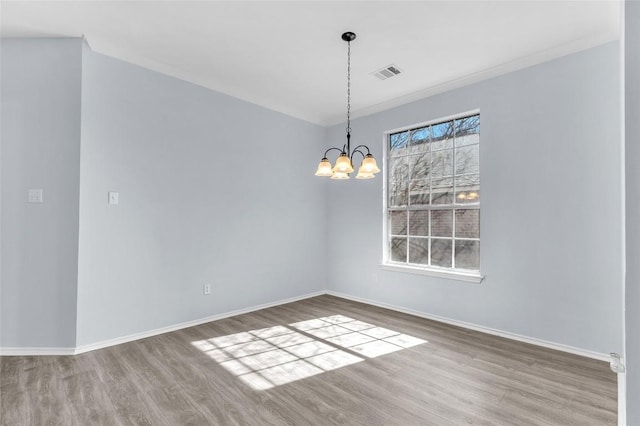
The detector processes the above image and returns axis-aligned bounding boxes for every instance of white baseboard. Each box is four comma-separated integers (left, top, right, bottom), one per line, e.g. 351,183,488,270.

0,347,75,356
618,370,626,426
326,290,611,362
0,291,324,356
1,290,611,363
73,291,325,355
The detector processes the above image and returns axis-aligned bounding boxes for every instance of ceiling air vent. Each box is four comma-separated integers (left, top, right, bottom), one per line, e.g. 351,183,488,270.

372,64,402,80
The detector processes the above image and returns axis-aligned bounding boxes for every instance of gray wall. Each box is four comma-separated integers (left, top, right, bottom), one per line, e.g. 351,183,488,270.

326,42,623,355
1,39,82,348
75,44,327,346
0,37,624,365
625,0,640,422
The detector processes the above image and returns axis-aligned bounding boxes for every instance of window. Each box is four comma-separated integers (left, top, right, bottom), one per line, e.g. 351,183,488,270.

385,113,480,276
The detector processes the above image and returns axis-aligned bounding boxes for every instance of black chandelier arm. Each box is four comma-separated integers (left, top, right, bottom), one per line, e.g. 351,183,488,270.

350,147,368,163
351,144,372,156
323,147,345,158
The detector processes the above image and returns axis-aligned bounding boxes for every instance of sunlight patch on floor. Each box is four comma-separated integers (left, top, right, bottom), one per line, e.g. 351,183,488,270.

191,315,426,390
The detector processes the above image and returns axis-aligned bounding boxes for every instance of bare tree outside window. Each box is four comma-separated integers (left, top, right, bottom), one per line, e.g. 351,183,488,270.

386,114,480,272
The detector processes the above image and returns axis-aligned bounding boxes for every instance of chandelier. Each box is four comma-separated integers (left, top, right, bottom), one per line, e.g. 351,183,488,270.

315,32,380,180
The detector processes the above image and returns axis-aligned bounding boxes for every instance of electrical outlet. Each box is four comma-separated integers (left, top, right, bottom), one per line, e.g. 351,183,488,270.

28,189,43,203
203,284,211,295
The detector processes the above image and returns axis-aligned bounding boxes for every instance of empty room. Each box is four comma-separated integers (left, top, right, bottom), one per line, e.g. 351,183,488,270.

1,1,639,425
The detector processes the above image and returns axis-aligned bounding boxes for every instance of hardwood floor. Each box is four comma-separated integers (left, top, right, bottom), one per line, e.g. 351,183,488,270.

1,295,617,425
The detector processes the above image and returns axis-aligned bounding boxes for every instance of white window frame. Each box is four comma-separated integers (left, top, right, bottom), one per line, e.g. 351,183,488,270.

381,110,483,283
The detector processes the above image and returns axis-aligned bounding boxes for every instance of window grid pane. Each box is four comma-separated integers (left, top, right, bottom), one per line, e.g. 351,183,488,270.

390,237,407,263
386,114,480,272
408,238,429,265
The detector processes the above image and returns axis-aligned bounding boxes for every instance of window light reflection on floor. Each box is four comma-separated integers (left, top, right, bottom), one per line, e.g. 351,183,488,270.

191,315,427,390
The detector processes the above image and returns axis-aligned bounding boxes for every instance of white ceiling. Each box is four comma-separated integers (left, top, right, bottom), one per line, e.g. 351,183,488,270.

1,1,620,126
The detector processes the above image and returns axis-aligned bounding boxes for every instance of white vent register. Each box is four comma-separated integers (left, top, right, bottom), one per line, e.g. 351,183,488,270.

372,64,402,80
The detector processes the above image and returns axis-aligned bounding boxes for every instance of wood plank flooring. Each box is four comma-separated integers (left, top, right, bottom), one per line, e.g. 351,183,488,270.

1,295,617,425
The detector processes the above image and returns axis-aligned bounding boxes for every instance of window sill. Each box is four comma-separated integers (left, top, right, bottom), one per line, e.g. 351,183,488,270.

380,263,484,283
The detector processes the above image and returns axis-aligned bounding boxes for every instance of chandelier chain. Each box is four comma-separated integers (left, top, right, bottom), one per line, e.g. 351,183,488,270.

346,39,351,136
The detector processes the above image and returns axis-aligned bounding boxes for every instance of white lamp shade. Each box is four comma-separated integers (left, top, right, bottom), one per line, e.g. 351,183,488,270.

332,153,354,173
355,168,374,179
315,158,333,176
361,154,380,173
331,171,349,180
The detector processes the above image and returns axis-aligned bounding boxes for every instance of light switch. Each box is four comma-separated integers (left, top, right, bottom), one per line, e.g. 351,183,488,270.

28,189,43,203
108,191,119,205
